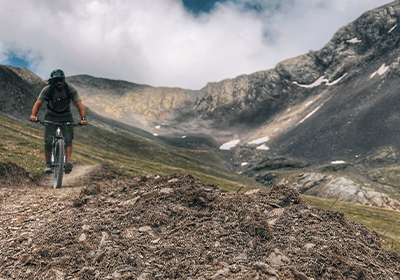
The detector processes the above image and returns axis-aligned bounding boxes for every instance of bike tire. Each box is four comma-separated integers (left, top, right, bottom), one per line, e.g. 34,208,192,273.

53,139,65,189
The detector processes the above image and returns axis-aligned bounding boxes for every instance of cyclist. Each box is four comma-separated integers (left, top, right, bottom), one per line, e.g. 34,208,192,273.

30,69,88,173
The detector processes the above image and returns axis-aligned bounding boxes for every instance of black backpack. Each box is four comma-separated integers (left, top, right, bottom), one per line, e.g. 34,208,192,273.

45,82,73,114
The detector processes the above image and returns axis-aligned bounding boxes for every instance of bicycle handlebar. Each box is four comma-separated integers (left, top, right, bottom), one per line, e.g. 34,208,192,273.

37,119,82,126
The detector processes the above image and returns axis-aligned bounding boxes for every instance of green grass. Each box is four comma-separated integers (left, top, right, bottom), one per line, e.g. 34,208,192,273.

303,195,400,254
0,113,257,191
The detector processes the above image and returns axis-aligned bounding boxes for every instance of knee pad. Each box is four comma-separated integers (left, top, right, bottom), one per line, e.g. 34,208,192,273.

44,141,52,151
65,133,73,147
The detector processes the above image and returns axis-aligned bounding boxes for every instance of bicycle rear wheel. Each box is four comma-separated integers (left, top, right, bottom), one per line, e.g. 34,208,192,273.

53,139,65,189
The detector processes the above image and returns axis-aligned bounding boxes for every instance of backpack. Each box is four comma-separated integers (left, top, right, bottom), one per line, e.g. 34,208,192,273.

45,82,74,114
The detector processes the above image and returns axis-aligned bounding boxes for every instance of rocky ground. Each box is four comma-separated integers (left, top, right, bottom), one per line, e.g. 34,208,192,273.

0,162,399,279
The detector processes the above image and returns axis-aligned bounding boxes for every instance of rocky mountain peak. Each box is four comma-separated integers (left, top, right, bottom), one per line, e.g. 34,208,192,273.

194,1,400,130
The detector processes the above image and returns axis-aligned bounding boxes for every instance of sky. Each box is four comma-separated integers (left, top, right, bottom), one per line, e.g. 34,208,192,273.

0,0,392,90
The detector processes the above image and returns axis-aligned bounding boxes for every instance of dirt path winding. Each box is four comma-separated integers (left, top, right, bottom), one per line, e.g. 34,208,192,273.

37,163,102,189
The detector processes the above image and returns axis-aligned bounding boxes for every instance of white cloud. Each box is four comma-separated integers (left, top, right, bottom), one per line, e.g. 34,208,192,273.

0,0,392,89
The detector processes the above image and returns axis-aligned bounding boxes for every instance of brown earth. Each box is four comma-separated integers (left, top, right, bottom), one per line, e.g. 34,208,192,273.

0,162,399,279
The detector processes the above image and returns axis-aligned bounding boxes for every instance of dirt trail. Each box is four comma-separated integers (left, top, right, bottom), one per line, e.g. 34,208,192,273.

37,163,102,189
0,163,399,279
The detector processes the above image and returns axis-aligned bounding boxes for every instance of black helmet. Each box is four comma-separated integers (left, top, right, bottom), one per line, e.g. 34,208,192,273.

50,69,65,80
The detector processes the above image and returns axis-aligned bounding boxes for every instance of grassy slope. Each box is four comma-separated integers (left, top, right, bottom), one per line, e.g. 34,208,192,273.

0,113,257,192
1,113,399,254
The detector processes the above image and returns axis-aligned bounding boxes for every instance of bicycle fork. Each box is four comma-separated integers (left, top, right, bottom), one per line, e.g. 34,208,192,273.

51,127,66,169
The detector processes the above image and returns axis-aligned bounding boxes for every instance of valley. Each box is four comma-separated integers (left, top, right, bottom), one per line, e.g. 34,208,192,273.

1,1,400,278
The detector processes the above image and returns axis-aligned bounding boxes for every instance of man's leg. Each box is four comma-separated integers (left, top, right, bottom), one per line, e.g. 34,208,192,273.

44,140,53,173
64,133,73,173
44,118,55,173
44,150,53,173
66,146,72,162
45,150,52,163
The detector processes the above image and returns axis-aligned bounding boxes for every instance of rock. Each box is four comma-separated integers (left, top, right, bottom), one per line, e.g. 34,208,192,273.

112,271,122,278
236,253,247,260
295,173,400,210
253,262,279,277
82,225,91,231
303,243,316,250
78,266,96,276
137,273,151,280
228,264,241,273
138,226,152,233
93,251,106,263
160,187,173,194
123,228,138,239
291,268,310,280
244,189,260,195
276,52,321,84
78,233,86,242
267,250,290,267
98,232,108,248
151,238,160,244
121,196,140,206
27,238,33,247
214,268,230,276
297,173,326,192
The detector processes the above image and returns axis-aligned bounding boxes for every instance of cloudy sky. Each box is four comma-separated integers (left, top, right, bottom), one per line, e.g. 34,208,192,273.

0,0,392,89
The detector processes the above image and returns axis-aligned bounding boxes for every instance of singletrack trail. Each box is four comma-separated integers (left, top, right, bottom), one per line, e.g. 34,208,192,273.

38,163,102,189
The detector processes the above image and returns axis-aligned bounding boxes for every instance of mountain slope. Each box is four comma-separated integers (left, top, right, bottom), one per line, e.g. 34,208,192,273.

0,65,43,118
67,75,200,132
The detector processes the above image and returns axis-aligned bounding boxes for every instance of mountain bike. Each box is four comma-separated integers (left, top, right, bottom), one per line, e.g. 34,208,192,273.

38,120,81,188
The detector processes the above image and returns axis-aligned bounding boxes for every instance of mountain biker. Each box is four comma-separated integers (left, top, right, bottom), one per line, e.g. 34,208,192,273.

30,69,88,173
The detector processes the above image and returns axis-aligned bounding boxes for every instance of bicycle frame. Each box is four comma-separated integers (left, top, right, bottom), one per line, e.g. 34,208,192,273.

38,120,80,188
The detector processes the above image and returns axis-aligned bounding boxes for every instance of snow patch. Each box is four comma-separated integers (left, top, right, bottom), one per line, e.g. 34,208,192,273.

293,73,347,88
331,160,346,165
155,125,161,129
327,73,348,86
153,133,158,137
249,136,270,145
241,162,248,166
182,136,186,139
220,140,240,150
256,144,270,150
299,105,323,124
347,38,362,43
293,76,325,88
370,63,389,78
388,24,397,33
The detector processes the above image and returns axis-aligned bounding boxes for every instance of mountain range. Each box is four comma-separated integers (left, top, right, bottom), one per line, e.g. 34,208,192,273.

2,1,400,210
69,1,400,163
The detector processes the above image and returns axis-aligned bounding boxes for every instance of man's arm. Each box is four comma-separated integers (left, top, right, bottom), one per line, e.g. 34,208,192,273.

76,101,88,125
30,100,43,122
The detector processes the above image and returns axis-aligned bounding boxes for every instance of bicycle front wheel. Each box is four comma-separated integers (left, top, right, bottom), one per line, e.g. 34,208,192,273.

53,139,65,189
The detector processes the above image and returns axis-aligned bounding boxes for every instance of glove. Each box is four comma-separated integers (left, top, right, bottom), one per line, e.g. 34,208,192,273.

30,115,38,122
